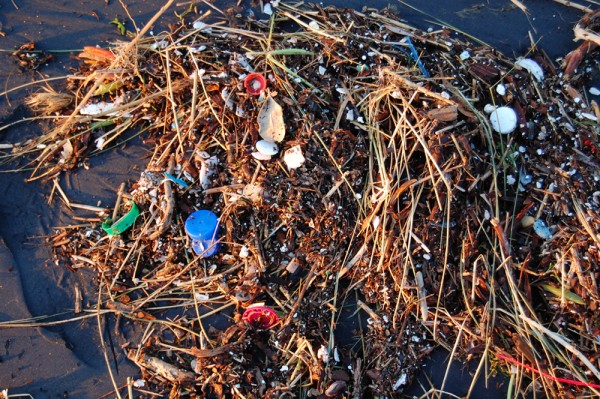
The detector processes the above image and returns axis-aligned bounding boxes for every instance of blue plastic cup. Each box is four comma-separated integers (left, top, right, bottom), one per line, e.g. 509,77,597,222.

184,210,220,257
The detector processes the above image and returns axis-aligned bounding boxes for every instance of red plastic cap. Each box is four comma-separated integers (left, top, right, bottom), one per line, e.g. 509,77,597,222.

242,305,279,329
244,73,267,96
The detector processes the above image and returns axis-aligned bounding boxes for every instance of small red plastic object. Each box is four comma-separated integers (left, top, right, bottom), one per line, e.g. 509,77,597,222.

244,73,267,96
242,305,279,329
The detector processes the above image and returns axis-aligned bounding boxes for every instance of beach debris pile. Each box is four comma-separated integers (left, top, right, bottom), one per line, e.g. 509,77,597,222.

3,3,600,398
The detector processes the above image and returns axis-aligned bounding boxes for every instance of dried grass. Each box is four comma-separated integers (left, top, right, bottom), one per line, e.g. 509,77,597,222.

1,2,599,398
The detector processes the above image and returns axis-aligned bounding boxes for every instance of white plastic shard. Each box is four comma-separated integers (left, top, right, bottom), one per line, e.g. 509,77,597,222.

197,151,219,190
79,101,118,115
257,94,285,142
251,151,272,161
515,58,544,82
489,106,518,134
283,145,305,169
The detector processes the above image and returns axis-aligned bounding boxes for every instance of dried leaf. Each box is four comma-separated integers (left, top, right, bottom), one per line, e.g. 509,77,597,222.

427,106,458,122
257,95,285,142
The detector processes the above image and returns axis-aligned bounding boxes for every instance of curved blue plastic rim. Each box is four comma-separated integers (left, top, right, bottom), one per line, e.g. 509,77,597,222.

184,210,219,240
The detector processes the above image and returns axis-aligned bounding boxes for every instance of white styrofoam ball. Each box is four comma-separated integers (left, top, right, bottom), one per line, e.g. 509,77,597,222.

490,106,517,134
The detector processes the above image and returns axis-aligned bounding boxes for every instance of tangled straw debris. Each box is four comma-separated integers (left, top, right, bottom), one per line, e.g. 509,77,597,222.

2,2,600,398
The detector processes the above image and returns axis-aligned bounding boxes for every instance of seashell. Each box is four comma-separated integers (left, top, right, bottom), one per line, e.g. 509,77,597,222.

489,106,517,134
255,139,279,156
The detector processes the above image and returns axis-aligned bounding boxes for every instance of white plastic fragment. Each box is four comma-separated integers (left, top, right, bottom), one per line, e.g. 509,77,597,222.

318,65,327,75
251,151,272,161
590,87,600,96
489,106,518,134
256,140,279,156
195,293,210,301
317,345,329,363
79,102,118,115
393,373,408,390
484,104,496,114
192,21,212,34
239,246,249,258
308,21,320,30
533,219,552,239
283,145,305,169
132,379,146,388
579,112,598,121
515,58,544,82
188,46,207,53
197,151,219,190
496,84,507,96
459,50,470,60
263,3,273,15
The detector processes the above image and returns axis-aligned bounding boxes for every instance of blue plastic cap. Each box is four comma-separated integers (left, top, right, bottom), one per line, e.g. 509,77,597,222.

185,210,219,240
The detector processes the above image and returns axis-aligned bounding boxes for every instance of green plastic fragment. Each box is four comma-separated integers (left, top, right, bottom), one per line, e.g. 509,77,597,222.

102,201,140,235
541,283,585,305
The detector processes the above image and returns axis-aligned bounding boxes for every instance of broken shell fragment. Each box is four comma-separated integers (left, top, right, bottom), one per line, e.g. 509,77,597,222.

489,106,517,134
515,58,544,82
283,145,305,169
255,139,279,156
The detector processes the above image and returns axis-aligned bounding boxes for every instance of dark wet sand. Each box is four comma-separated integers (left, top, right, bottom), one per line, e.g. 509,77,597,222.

0,1,591,397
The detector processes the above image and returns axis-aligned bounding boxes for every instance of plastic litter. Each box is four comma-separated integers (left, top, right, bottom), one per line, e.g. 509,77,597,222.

102,201,140,235
242,304,280,329
244,73,267,96
184,210,220,257
489,106,518,134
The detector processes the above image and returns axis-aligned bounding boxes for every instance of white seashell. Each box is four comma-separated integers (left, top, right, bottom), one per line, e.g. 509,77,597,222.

256,139,279,155
515,58,544,82
283,145,305,169
489,106,517,134
251,151,272,161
